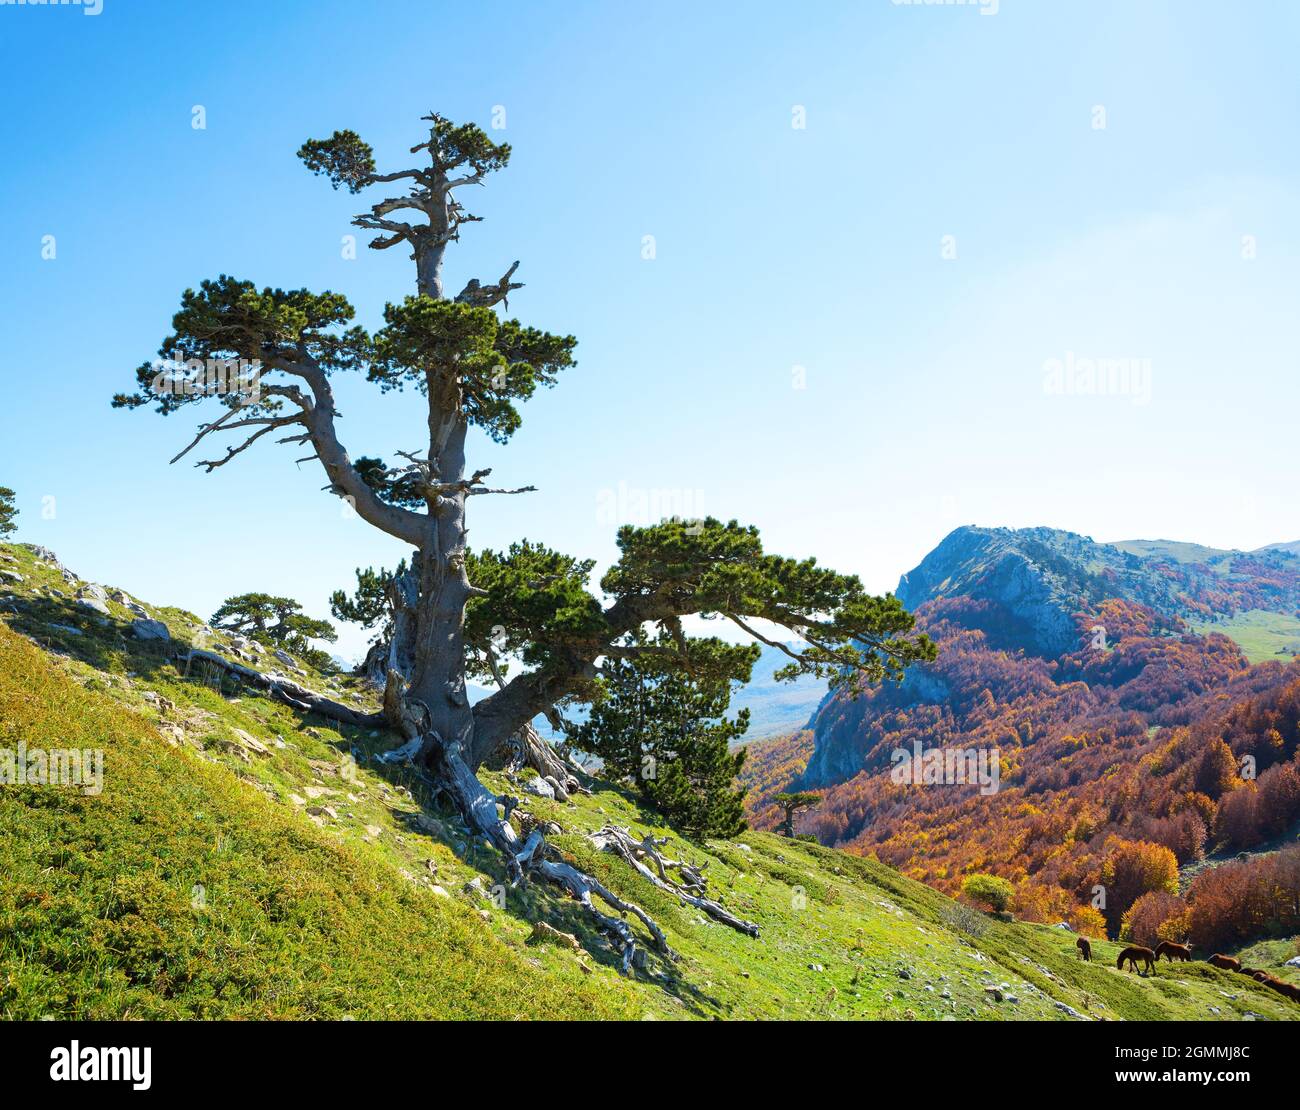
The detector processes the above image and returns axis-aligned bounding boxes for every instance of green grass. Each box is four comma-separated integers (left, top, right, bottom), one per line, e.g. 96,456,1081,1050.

1110,539,1235,567
3,539,1299,1021
1188,609,1300,664
0,619,642,1019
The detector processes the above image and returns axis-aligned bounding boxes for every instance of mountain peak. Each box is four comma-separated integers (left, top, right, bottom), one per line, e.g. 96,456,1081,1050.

896,525,1300,659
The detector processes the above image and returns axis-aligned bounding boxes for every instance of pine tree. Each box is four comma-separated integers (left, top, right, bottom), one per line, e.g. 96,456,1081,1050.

774,792,822,838
116,112,936,958
0,487,17,539
211,593,337,669
567,633,757,838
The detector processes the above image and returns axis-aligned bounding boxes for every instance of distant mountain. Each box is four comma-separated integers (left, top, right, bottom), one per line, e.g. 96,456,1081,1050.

896,525,1300,659
730,642,828,742
1261,540,1300,558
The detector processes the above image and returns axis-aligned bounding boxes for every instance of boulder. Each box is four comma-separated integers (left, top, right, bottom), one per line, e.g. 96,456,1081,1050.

77,597,110,616
411,813,445,836
525,775,555,799
230,728,271,756
131,618,171,642
25,545,75,581
530,921,583,951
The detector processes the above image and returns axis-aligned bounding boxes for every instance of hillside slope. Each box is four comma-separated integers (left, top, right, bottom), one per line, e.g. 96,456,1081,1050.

2,541,1294,1020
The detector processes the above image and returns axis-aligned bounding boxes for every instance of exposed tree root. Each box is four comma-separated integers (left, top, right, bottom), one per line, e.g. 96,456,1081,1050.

590,826,761,938
178,648,384,728
500,722,585,799
425,732,670,972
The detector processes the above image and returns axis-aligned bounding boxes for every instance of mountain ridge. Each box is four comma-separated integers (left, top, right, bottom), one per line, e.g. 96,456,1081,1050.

895,524,1300,659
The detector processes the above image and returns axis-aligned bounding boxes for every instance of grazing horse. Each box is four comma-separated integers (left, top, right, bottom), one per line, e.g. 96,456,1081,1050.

1208,954,1241,972
1258,975,1291,997
1239,971,1300,1001
1076,936,1091,962
1154,941,1192,962
1230,971,1300,1003
1117,945,1156,974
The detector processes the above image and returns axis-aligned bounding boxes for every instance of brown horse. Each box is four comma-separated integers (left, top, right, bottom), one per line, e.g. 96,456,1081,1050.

1117,945,1156,974
1076,936,1091,962
1237,968,1300,1001
1208,954,1241,972
1154,940,1192,962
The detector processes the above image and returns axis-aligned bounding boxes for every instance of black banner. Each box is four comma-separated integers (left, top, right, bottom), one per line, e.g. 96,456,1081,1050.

2,1018,1292,1095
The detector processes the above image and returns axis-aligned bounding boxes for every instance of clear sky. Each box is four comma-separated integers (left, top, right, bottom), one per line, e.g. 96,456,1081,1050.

1,0,1297,662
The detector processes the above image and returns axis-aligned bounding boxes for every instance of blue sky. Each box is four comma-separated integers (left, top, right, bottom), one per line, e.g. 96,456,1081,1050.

1,0,1297,661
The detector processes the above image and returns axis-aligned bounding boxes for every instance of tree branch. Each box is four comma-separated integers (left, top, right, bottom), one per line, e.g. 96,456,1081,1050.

455,261,524,309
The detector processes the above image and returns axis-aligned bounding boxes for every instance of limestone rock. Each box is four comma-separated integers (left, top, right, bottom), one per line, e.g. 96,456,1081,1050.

131,618,171,642
525,775,555,799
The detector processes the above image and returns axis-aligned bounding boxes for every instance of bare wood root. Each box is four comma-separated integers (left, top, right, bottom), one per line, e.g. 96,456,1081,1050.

590,826,761,938
179,648,384,728
197,645,758,969
510,722,585,799
403,731,671,972
533,857,669,973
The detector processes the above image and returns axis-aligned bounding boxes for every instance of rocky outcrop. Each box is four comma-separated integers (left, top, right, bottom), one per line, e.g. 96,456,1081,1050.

131,618,171,641
897,527,1083,657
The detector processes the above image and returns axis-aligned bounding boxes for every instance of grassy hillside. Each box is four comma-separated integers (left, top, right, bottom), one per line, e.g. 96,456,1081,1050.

2,541,1297,1021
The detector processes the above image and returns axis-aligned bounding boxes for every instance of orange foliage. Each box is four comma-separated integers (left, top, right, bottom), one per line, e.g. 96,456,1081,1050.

741,596,1300,940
